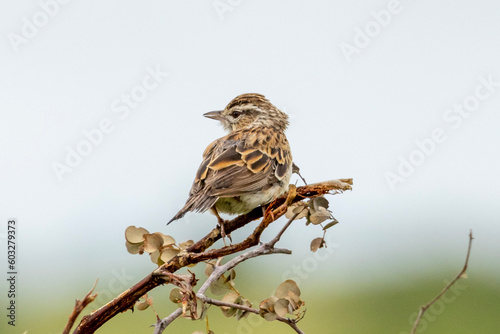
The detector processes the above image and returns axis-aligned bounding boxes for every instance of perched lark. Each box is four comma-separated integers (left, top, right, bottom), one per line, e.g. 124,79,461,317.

168,93,293,233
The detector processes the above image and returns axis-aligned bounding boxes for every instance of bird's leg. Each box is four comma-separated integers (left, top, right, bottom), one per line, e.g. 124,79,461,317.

262,185,297,222
263,199,277,222
211,206,231,245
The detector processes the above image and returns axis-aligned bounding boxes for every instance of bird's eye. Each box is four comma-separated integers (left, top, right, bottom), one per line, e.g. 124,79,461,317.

230,110,242,118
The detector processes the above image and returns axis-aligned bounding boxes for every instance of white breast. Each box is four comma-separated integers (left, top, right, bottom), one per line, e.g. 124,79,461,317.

214,165,292,215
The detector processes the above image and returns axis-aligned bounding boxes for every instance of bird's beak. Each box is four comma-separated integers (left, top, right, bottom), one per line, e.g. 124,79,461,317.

203,110,224,121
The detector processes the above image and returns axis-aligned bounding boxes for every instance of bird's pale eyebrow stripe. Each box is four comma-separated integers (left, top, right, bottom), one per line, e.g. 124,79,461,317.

240,105,259,112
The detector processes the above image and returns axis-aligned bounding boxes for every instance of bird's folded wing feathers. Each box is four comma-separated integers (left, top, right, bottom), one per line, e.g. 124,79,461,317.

191,133,291,198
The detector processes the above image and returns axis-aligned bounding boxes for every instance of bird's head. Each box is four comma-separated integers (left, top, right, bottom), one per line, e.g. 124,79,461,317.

204,93,289,132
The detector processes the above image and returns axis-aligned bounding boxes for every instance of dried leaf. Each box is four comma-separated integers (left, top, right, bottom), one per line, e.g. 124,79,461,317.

125,226,149,244
210,276,231,296
285,203,308,220
323,220,338,230
125,241,142,255
275,280,301,299
259,296,277,310
160,248,180,263
274,298,290,317
204,263,215,277
286,290,302,310
179,240,194,250
158,233,176,246
259,297,279,321
236,297,252,320
143,233,164,253
195,301,208,320
150,250,161,265
309,207,331,225
310,237,325,252
311,196,329,211
224,269,236,283
221,292,239,317
262,312,277,321
136,301,150,311
285,206,295,219
169,288,182,303
221,291,239,304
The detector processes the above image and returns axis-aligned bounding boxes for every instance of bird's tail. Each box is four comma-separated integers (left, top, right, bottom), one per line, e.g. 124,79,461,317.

167,210,186,225
167,194,218,225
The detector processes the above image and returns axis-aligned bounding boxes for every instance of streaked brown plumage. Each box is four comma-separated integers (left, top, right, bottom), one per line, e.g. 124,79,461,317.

168,93,293,225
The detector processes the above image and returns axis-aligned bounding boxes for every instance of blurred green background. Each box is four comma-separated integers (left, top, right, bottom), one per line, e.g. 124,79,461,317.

3,246,499,334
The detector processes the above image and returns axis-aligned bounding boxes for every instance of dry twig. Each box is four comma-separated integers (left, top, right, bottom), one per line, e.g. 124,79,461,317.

409,230,474,334
63,280,98,334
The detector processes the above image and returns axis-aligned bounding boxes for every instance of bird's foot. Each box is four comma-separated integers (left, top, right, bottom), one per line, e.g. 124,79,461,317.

216,218,232,246
211,206,232,245
263,200,277,222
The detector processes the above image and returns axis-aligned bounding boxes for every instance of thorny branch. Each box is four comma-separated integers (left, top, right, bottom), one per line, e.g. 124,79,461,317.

72,178,353,334
63,280,98,334
409,230,474,334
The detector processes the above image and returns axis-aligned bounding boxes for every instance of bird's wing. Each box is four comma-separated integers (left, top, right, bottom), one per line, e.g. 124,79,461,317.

168,129,292,223
192,129,291,198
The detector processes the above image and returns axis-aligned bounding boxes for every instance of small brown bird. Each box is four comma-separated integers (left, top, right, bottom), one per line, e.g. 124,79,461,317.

168,93,293,232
